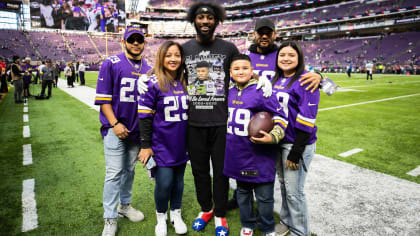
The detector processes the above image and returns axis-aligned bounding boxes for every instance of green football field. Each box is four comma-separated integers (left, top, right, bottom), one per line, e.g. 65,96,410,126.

0,72,419,235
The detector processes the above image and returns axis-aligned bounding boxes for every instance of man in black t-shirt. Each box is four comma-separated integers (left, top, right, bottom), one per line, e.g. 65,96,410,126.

181,4,238,235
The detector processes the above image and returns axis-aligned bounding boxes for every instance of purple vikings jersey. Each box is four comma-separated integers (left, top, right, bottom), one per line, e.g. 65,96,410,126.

273,72,320,144
224,82,288,183
95,53,151,142
138,76,189,167
246,50,277,81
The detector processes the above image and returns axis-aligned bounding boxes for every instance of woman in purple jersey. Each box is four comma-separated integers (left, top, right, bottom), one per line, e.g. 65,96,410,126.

137,41,189,236
271,42,320,236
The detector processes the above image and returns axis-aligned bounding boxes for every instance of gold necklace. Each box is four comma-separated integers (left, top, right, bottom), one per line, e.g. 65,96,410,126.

125,54,143,73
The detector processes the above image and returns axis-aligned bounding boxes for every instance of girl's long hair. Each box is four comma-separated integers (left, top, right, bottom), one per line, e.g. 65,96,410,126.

154,40,187,93
271,41,305,89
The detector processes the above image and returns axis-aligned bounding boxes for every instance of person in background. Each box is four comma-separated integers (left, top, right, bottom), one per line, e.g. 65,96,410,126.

40,59,56,99
78,60,86,86
75,60,80,83
22,57,32,98
11,56,24,104
52,61,60,87
0,57,7,93
366,61,373,82
347,64,352,78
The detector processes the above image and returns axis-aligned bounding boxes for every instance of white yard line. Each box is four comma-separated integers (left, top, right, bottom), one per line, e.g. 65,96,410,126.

407,165,420,177
23,126,31,138
319,93,420,111
22,179,38,232
339,148,363,157
23,114,29,123
345,80,420,88
23,107,28,113
23,144,33,166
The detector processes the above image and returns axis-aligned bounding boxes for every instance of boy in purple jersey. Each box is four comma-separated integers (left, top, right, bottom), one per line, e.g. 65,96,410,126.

229,18,323,212
94,26,151,236
224,54,287,236
137,41,189,236
271,42,320,236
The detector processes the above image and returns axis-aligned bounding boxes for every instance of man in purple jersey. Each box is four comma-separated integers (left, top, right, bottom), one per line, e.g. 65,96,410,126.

246,18,322,93
94,25,151,236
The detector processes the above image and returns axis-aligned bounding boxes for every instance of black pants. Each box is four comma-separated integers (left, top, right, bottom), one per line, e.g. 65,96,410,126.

347,70,351,78
188,125,229,217
1,75,8,93
367,71,373,80
79,72,85,85
41,80,53,97
67,76,74,87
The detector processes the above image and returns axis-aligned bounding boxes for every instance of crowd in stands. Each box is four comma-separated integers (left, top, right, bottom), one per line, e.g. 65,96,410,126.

1,28,419,73
31,0,125,32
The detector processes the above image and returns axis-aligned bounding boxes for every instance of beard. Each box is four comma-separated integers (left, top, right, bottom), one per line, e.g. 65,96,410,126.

194,23,216,42
125,46,143,58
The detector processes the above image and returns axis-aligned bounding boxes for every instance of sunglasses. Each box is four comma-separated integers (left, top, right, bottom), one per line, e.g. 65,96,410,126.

257,28,273,36
126,36,144,44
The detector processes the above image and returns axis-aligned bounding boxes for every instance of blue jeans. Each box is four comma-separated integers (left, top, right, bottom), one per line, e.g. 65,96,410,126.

237,181,275,234
276,143,316,236
103,128,139,219
155,163,186,213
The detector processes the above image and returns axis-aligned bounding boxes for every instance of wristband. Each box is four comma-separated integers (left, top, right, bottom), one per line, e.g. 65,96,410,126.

111,121,120,128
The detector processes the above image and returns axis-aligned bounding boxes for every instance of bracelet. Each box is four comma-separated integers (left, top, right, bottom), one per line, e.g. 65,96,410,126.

315,71,324,80
111,121,120,128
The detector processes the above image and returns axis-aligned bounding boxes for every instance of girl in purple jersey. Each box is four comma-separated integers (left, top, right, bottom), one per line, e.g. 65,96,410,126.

271,42,320,236
137,41,189,236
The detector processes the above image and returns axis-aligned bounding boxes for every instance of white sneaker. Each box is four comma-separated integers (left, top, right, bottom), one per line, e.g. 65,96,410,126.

155,211,167,236
275,223,289,236
265,232,278,236
117,204,144,222
240,227,254,236
102,218,117,236
170,209,187,234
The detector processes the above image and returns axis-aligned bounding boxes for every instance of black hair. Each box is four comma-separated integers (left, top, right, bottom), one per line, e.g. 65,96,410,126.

231,54,251,65
13,55,20,62
197,61,209,68
272,41,305,89
186,1,226,26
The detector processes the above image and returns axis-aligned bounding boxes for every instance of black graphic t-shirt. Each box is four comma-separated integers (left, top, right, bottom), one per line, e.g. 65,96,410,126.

182,38,239,127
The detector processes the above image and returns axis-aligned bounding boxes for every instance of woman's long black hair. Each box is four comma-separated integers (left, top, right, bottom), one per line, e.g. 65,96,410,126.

271,41,306,89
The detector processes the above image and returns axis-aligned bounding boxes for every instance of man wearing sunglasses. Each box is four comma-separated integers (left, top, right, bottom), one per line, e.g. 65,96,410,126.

95,25,151,236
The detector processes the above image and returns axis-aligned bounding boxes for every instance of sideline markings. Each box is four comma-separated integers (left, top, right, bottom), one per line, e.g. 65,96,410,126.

339,148,363,158
23,126,30,138
407,165,420,177
23,114,29,123
23,144,33,166
23,107,28,113
319,93,420,111
22,179,38,232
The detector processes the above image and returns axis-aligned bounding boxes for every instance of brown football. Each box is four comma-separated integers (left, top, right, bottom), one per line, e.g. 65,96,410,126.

248,111,274,138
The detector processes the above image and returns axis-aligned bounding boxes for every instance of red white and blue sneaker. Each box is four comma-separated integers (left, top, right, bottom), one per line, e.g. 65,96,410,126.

215,216,229,236
192,210,214,231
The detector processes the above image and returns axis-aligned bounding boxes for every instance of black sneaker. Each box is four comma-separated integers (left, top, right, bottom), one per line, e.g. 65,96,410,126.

227,198,238,211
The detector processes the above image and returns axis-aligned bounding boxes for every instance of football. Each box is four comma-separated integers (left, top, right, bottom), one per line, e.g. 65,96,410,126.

248,112,274,138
